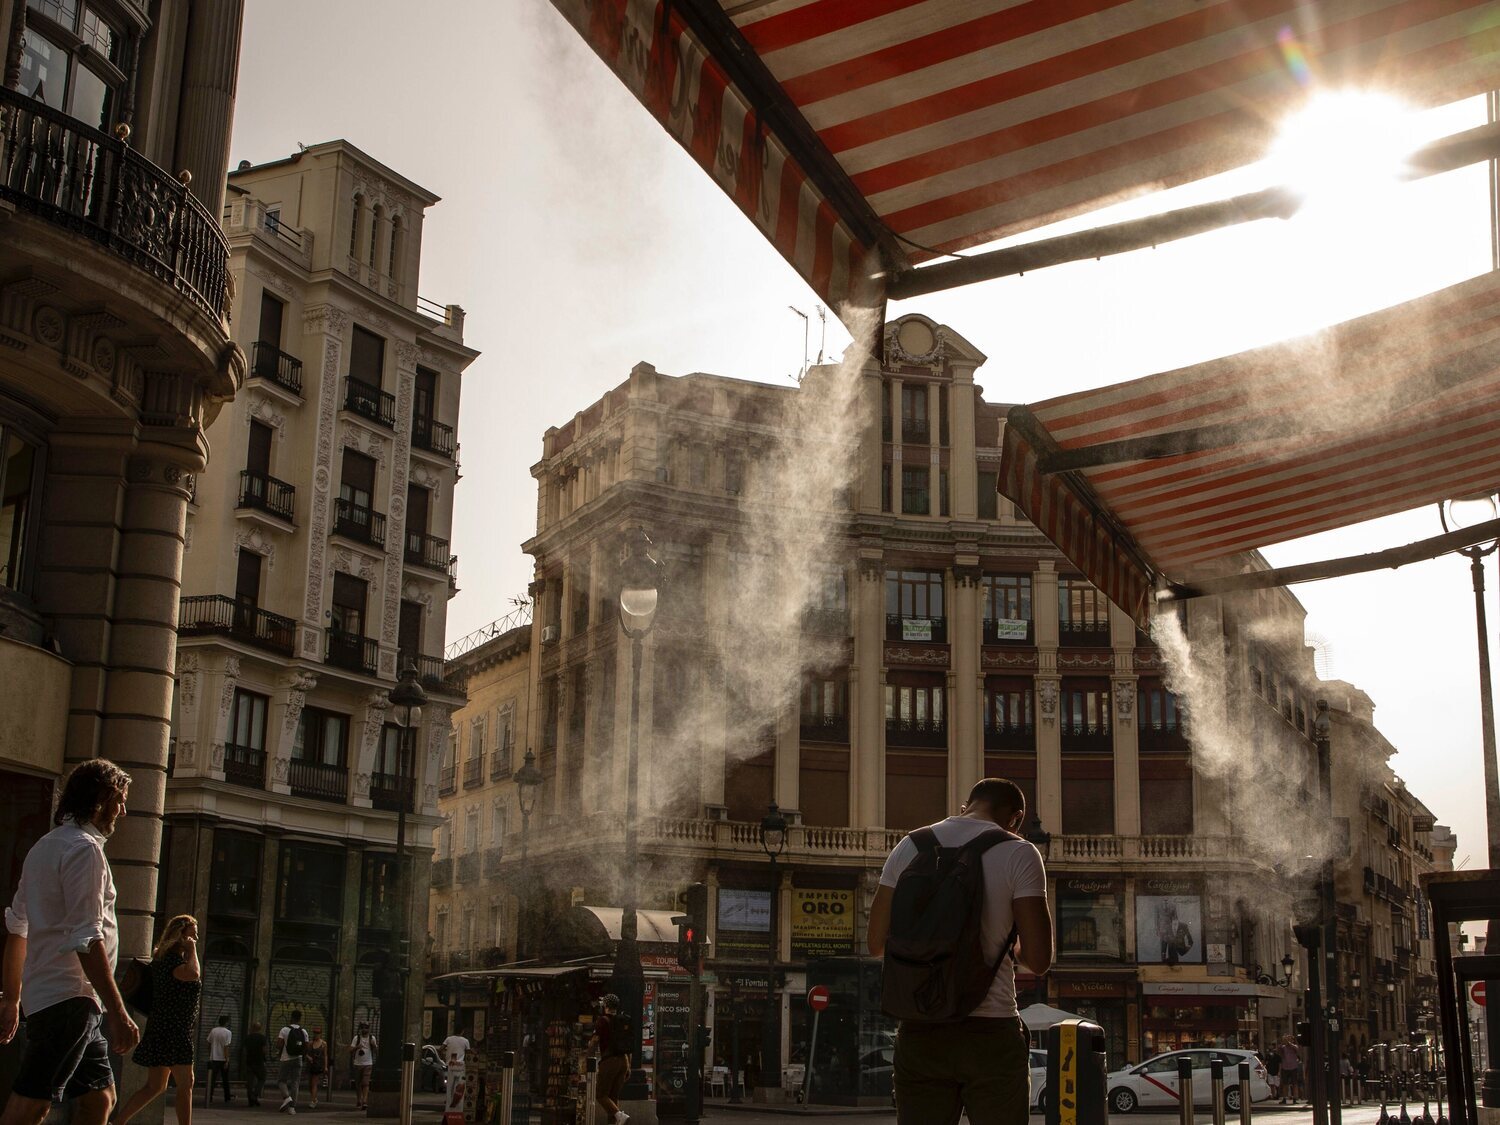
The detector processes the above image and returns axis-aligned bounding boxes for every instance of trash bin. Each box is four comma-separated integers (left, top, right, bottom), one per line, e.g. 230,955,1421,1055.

1045,1019,1108,1125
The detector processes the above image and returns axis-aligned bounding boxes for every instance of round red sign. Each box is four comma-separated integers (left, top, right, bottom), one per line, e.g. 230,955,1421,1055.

808,985,831,1011
1474,982,1488,1008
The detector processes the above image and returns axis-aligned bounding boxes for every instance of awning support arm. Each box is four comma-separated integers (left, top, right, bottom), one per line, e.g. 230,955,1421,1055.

1157,517,1500,601
887,121,1500,302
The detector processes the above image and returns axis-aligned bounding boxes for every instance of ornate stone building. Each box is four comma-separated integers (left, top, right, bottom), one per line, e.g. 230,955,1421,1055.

160,141,476,1062
0,0,245,966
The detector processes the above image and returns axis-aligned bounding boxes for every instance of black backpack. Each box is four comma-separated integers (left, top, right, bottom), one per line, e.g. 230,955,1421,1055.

881,826,1019,1022
119,957,153,1015
285,1026,308,1057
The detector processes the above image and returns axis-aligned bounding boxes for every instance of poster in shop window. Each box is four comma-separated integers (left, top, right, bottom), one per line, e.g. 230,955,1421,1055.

1135,878,1203,965
1056,879,1125,960
902,618,933,642
717,888,771,960
790,888,855,959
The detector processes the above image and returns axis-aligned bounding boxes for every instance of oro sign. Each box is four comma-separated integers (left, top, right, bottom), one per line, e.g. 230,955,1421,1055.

1474,982,1488,1008
808,985,830,1012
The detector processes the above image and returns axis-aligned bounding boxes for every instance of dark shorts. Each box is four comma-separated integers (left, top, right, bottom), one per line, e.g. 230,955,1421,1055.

598,1055,630,1101
12,997,115,1104
894,1016,1029,1125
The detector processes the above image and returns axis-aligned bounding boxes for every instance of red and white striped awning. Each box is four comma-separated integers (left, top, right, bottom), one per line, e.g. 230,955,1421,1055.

549,0,1499,312
999,269,1500,628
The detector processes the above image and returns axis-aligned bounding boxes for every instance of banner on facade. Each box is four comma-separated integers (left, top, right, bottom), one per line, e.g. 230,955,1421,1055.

1417,890,1431,940
790,888,855,959
902,618,934,642
717,889,771,959
992,618,1029,640
1136,879,1203,966
1057,878,1125,960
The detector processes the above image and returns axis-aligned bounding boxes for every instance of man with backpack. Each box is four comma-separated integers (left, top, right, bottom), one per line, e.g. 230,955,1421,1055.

869,778,1052,1125
276,1010,308,1113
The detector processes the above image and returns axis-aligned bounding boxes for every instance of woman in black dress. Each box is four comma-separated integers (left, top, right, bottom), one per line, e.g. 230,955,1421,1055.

116,915,202,1125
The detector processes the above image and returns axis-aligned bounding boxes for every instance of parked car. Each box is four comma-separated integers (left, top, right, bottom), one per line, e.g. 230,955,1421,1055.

1029,1049,1050,1112
419,1043,448,1093
1107,1049,1271,1114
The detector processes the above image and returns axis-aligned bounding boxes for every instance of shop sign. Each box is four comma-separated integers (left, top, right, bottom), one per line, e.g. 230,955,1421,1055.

1056,980,1130,998
1143,982,1258,997
992,618,1029,640
902,618,934,642
718,888,771,931
1207,944,1228,965
1417,891,1431,940
1057,878,1126,960
1135,880,1203,966
791,888,855,959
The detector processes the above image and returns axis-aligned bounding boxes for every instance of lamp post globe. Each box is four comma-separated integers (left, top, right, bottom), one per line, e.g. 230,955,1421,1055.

758,803,788,1094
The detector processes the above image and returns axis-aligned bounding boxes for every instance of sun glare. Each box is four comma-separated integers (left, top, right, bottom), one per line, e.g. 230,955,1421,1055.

1267,90,1422,207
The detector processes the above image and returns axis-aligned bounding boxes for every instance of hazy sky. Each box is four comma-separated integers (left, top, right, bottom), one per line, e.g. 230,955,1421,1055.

230,0,1499,863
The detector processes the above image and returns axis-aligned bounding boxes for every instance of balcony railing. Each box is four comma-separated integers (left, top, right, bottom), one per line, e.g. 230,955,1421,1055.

463,756,484,788
178,595,296,657
1049,834,1251,863
0,86,230,321
491,748,512,780
886,718,947,748
431,857,453,889
1059,620,1111,646
484,846,505,877
333,498,386,546
800,714,850,744
802,606,849,636
325,628,378,675
405,530,450,572
238,469,295,522
1061,725,1113,753
412,415,456,458
251,341,303,395
983,722,1035,752
887,614,947,643
439,764,456,796
344,378,396,427
1139,723,1190,753
370,771,413,812
412,653,464,695
457,852,480,884
223,743,266,789
983,618,1034,645
901,418,931,444
288,759,348,803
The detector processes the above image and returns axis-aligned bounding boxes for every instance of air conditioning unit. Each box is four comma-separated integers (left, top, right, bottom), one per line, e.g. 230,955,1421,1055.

541,624,559,644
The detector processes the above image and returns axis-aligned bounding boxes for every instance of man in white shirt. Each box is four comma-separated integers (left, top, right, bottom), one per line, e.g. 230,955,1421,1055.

277,1012,308,1113
868,778,1053,1125
442,1032,470,1065
206,1015,234,1105
0,760,138,1125
350,1022,378,1109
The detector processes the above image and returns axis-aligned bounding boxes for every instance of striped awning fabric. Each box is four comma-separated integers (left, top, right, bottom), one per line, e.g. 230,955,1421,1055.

999,269,1500,628
549,0,1499,312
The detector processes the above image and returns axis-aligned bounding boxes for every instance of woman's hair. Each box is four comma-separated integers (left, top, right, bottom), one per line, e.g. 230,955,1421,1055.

153,914,196,959
54,759,131,826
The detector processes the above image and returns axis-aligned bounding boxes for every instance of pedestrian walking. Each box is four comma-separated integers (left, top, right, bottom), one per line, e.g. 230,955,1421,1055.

205,1015,233,1105
242,1022,269,1106
589,995,631,1125
114,914,204,1125
869,778,1053,1125
276,1010,309,1113
305,1028,329,1109
349,1022,377,1109
0,760,139,1125
1264,1045,1282,1100
443,1030,470,1065
1278,1037,1303,1105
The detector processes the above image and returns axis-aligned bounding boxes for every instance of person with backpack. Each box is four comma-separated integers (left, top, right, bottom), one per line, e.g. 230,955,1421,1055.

868,778,1052,1125
276,1010,309,1113
350,1022,378,1109
589,995,631,1125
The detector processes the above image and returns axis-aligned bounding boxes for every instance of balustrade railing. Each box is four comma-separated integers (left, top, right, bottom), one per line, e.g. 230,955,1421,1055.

178,595,296,657
370,771,413,812
223,743,266,789
288,760,347,803
412,415,456,458
405,530,450,572
238,469,295,522
251,341,303,395
332,498,385,547
344,378,395,427
325,628,378,675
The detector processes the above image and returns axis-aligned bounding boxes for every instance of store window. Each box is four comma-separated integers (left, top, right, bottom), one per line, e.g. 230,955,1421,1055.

1056,878,1126,960
982,574,1032,643
276,843,345,927
20,0,126,131
1136,879,1204,966
359,852,400,931
208,831,262,917
0,427,41,594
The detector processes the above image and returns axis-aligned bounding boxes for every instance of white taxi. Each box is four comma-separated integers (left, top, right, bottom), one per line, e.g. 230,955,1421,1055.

1107,1049,1271,1114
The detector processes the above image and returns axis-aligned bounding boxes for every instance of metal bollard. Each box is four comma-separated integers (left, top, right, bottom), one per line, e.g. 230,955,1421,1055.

400,1042,416,1125
1180,1057,1196,1125
585,1056,599,1125
1210,1059,1225,1125
1238,1062,1252,1125
498,1051,515,1125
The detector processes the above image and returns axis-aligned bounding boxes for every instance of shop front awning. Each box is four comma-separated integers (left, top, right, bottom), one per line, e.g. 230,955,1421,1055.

429,964,591,982
547,0,1499,314
576,905,698,945
999,268,1500,627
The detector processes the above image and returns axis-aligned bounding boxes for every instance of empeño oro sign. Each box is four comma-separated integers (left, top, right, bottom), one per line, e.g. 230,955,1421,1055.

791,888,856,959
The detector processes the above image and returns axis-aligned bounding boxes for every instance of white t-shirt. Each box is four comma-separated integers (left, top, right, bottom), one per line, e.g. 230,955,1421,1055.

351,1035,376,1067
879,815,1046,1018
208,1025,233,1062
443,1034,470,1064
279,1025,303,1063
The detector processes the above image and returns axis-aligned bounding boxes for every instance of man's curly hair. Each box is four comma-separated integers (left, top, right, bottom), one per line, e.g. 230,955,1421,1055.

54,758,131,826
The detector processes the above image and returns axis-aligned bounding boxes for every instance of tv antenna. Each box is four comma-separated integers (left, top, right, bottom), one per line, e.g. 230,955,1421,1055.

789,306,809,382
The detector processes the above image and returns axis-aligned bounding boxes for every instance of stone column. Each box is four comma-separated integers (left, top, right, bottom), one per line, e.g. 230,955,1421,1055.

928,383,942,511
774,700,799,814
853,555,885,827
858,363,883,514
1111,603,1141,836
352,690,390,809
201,652,241,782
950,362,979,520
699,534,730,810
250,831,282,1033
298,305,351,663
171,0,245,214
951,562,982,807
1033,563,1062,836
268,671,317,796
377,342,420,680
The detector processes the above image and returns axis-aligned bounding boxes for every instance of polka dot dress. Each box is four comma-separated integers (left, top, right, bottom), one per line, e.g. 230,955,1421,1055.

133,950,202,1068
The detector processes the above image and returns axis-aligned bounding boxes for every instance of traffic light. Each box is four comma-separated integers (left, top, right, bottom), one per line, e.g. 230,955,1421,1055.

673,882,709,974
1296,1020,1313,1047
675,917,701,973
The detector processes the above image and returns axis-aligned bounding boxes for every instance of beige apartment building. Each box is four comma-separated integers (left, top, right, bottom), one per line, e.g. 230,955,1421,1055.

0,0,244,967
422,315,1459,1084
160,141,476,1059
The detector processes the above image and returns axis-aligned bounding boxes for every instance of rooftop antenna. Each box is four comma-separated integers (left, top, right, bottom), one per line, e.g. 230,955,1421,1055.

788,306,809,382
1307,631,1336,679
815,304,827,364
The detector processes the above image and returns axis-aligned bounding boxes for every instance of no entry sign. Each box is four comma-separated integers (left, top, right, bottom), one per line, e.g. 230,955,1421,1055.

808,985,831,1011
1474,982,1488,1008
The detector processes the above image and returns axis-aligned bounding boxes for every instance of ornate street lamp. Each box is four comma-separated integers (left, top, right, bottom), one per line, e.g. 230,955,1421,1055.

758,803,788,1095
514,748,543,959
613,527,661,1106
371,661,426,1111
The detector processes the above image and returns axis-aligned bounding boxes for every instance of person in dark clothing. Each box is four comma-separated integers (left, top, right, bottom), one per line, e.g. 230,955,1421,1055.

590,995,630,1125
242,1023,269,1106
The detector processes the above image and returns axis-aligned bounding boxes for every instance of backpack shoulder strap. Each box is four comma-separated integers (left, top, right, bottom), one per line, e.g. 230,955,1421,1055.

962,827,1020,856
909,827,940,853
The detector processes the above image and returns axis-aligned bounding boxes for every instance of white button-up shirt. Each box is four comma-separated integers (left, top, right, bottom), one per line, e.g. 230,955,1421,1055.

4,820,118,1015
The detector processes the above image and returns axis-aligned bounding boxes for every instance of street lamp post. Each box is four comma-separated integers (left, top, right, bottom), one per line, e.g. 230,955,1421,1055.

1438,495,1500,1107
513,748,543,960
371,661,426,1112
1315,700,1342,1125
614,528,661,1107
758,803,788,1097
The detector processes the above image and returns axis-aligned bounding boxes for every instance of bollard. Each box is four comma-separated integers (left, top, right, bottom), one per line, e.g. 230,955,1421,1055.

1211,1059,1226,1125
1400,1100,1412,1125
400,1042,416,1125
1045,1019,1108,1125
1238,1062,1252,1125
498,1051,515,1125
585,1056,599,1125
1179,1057,1196,1125
1379,1103,1391,1125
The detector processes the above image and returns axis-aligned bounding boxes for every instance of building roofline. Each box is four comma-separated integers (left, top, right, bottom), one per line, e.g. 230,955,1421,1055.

228,140,442,205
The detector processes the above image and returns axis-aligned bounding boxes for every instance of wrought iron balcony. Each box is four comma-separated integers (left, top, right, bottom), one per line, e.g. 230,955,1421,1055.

178,595,296,656
1059,620,1111,646
886,614,947,643
0,87,230,321
800,714,850,743
1061,724,1113,753
983,617,1034,645
463,756,484,789
407,652,464,695
983,721,1035,752
325,628,378,675
1139,722,1189,753
457,852,480,884
288,759,347,803
250,341,303,395
439,764,456,796
430,857,453,889
332,498,385,546
405,530,450,572
223,743,266,789
901,418,931,444
238,469,295,522
412,415,456,458
344,378,395,427
886,717,947,748
370,771,413,813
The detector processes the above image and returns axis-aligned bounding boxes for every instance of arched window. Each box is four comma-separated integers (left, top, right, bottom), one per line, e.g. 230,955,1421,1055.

369,204,382,266
388,215,402,276
349,193,363,257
